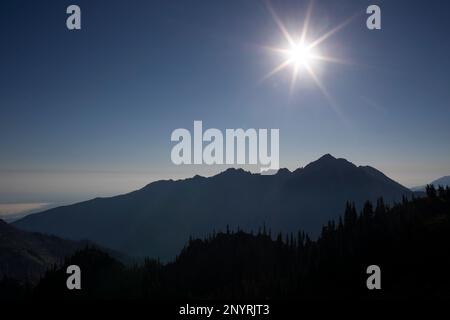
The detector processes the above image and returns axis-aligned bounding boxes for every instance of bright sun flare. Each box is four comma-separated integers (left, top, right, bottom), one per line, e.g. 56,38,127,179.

263,1,353,99
286,43,315,67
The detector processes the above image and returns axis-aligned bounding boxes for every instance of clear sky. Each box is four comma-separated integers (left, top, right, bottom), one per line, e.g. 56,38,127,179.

1,0,450,216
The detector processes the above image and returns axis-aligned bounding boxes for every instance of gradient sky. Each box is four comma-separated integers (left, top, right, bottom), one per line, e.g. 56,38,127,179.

1,0,450,214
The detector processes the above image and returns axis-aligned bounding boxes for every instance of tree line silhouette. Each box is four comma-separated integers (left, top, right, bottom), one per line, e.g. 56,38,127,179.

2,185,450,300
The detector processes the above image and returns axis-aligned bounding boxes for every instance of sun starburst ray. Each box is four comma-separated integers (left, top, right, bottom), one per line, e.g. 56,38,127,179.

289,63,301,94
267,3,295,46
304,63,348,124
261,59,293,82
300,0,315,45
307,14,357,50
308,54,353,65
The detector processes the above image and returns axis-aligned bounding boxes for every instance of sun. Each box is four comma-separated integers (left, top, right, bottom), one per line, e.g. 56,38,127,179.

263,1,353,97
285,42,316,68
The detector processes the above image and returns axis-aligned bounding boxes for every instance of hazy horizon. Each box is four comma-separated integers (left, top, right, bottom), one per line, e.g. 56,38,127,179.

1,152,448,221
2,0,450,218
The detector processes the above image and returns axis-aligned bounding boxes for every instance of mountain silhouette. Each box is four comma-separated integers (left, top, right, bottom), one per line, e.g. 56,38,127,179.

0,219,84,282
431,175,450,186
0,219,128,283
411,175,450,191
14,154,412,260
18,188,450,300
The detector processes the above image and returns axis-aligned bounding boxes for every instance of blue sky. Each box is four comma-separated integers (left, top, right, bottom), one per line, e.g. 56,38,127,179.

1,0,450,214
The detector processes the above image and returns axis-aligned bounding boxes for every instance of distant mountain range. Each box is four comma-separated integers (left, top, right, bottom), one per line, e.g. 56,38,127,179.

0,219,84,282
14,154,412,260
0,219,127,283
411,175,450,192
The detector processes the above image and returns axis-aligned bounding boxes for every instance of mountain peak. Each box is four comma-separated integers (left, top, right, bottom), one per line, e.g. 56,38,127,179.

304,154,355,170
318,153,337,161
216,167,251,177
276,168,291,175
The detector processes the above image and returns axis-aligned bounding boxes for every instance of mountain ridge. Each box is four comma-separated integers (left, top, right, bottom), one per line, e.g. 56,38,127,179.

0,218,84,282
411,175,450,192
14,155,412,260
